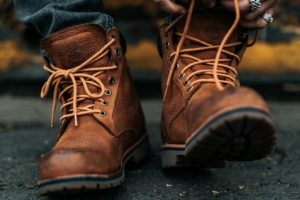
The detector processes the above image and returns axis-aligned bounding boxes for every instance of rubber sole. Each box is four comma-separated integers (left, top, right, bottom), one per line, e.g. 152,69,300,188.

161,107,277,168
38,134,150,196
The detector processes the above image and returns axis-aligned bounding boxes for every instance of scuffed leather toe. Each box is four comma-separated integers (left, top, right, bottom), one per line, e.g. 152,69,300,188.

186,86,270,135
38,148,122,181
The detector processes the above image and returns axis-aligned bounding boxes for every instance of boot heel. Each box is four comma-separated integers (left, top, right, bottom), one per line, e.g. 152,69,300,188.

161,147,184,168
161,146,226,168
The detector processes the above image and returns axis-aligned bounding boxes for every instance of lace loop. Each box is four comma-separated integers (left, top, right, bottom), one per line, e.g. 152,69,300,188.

163,0,258,101
212,0,240,91
64,69,72,80
41,38,118,127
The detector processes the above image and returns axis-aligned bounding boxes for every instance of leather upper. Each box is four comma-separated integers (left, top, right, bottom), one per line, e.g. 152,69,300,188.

39,24,146,180
159,11,270,145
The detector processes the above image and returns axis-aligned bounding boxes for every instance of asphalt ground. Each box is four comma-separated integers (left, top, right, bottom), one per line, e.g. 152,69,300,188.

1,86,300,199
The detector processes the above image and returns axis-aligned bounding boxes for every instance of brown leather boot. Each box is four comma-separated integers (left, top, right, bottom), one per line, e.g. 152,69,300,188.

159,7,276,168
37,24,150,195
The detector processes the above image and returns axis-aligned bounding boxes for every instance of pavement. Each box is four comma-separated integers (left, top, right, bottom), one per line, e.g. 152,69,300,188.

1,90,300,199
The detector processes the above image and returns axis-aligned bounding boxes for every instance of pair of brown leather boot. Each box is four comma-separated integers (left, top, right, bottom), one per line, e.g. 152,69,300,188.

37,7,276,196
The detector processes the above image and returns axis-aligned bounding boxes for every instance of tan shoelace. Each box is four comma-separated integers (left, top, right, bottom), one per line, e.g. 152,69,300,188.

41,38,118,127
163,0,258,101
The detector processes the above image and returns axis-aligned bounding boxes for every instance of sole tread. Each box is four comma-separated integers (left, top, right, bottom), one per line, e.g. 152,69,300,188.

162,108,277,168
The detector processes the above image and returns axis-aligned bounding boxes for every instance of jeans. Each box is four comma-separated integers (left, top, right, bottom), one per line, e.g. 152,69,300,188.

14,0,114,37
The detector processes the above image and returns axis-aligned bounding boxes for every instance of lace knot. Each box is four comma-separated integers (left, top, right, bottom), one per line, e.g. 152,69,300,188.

64,69,72,80
41,38,117,127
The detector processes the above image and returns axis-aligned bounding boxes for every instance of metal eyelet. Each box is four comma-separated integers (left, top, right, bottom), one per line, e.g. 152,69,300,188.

187,86,193,92
168,55,173,61
115,48,120,56
183,80,190,86
164,42,169,49
101,100,108,106
178,73,185,79
99,110,106,117
108,77,115,85
105,89,112,96
114,62,118,69
110,35,115,40
164,31,168,37
174,64,179,71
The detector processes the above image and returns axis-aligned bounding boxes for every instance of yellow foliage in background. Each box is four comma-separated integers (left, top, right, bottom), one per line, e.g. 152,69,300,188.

0,40,29,71
0,40,42,72
126,40,161,71
240,39,300,74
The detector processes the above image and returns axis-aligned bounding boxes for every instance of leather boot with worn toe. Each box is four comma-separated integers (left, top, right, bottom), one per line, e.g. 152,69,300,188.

158,1,276,168
38,24,150,195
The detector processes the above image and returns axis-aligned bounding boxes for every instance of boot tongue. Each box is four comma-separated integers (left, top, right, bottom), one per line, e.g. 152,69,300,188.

177,10,241,48
176,10,242,81
41,24,109,69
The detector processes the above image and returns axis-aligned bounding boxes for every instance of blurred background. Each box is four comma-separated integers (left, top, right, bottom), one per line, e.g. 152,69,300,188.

0,0,300,99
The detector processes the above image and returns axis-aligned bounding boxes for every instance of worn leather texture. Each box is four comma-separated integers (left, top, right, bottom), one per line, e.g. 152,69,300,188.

159,11,270,145
39,24,146,180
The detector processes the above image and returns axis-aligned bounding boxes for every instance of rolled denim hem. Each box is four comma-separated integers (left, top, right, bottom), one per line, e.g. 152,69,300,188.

14,0,114,37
